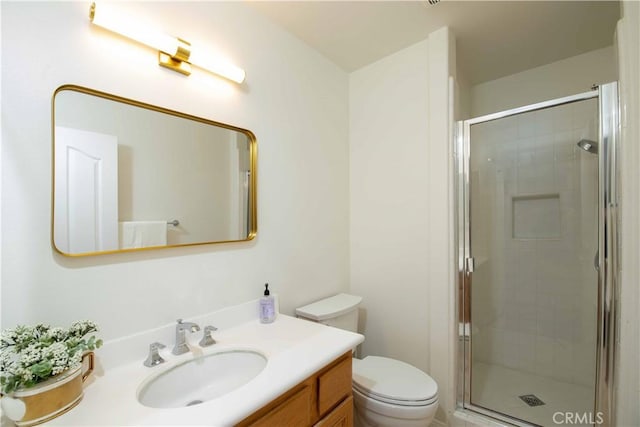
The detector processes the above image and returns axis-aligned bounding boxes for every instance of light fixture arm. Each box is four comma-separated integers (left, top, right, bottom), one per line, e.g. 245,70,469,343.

159,38,193,76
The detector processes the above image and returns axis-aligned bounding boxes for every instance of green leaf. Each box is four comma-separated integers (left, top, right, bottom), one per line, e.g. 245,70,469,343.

30,361,52,378
3,377,18,394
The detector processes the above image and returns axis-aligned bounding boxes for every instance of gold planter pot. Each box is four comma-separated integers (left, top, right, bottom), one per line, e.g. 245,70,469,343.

1,352,94,426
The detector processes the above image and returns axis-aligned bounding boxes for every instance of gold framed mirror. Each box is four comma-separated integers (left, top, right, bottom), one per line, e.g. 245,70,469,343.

52,85,257,256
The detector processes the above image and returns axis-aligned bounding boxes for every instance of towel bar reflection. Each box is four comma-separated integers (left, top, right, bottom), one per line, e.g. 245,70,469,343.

167,220,180,226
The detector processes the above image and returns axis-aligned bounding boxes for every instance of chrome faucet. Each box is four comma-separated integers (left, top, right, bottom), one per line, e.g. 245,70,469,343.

199,325,218,347
143,342,166,367
172,319,201,355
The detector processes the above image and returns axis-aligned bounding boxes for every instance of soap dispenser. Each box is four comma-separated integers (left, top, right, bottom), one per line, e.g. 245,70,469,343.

260,283,276,323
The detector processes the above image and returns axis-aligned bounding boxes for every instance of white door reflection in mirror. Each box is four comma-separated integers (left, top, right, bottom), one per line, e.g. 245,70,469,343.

54,126,118,254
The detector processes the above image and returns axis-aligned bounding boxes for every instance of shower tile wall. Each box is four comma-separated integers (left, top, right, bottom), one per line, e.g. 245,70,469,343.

471,99,598,388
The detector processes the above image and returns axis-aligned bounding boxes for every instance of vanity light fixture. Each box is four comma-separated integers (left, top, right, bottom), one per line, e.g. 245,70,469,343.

89,2,246,84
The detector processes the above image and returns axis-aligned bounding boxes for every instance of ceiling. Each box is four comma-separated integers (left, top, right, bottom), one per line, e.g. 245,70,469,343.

248,1,620,85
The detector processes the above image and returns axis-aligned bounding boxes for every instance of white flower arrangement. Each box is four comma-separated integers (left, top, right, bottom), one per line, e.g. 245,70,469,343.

0,321,103,394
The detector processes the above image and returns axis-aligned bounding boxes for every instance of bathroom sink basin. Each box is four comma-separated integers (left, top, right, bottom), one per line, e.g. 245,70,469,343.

137,350,267,408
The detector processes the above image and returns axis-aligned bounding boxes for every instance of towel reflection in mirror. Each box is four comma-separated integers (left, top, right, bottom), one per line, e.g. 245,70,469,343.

118,221,167,249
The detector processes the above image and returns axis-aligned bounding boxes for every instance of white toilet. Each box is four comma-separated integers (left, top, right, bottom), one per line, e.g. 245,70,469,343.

296,294,438,427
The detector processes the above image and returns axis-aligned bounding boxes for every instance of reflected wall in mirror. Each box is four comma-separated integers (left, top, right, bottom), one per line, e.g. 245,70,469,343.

52,85,257,256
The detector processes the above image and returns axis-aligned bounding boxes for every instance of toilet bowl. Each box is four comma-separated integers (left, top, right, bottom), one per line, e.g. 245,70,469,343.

295,294,439,427
352,356,438,427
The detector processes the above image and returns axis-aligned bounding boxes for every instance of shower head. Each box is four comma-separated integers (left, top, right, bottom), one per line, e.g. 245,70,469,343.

577,139,598,154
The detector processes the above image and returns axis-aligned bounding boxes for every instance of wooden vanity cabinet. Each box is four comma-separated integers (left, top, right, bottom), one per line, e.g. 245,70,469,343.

237,352,353,427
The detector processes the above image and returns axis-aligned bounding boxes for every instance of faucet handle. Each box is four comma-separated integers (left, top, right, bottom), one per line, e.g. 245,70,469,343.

144,342,166,367
199,326,218,347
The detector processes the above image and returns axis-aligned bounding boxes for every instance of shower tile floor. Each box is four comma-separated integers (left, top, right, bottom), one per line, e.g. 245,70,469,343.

471,362,594,426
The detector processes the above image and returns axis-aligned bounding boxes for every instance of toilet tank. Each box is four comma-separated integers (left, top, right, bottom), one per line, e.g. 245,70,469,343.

295,293,362,332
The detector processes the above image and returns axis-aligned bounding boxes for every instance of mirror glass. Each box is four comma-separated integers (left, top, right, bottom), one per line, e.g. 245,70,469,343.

52,86,257,256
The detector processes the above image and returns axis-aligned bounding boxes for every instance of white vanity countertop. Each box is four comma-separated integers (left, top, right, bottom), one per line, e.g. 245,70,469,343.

50,314,363,426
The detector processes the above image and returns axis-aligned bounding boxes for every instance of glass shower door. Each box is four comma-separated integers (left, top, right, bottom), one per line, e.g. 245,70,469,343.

465,97,600,426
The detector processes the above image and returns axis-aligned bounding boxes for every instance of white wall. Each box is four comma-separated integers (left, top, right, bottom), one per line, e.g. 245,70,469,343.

349,38,431,369
1,2,349,341
616,1,640,425
427,29,457,425
349,27,456,424
470,47,616,118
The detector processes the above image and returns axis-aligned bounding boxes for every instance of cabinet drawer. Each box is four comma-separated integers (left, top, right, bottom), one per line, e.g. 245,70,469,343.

248,385,312,427
314,395,353,427
236,353,353,427
318,355,352,416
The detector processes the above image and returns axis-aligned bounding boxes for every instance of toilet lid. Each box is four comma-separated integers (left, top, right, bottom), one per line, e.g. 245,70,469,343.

353,356,438,406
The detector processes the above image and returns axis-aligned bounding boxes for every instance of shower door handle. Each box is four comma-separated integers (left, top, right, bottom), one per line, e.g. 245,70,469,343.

594,250,600,272
466,257,475,273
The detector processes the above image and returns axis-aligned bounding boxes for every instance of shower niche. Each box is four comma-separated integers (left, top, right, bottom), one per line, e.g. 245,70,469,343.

511,194,561,240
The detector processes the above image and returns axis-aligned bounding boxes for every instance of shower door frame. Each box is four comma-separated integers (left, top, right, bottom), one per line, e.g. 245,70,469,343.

455,82,619,427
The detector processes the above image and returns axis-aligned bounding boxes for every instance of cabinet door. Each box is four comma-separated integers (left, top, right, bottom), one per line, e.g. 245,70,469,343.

249,386,312,427
318,356,352,416
314,396,353,427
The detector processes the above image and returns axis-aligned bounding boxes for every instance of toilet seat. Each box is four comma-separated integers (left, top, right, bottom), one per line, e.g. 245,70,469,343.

352,356,438,407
